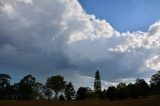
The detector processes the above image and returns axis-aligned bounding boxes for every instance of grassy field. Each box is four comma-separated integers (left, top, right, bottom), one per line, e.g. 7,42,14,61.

0,97,160,106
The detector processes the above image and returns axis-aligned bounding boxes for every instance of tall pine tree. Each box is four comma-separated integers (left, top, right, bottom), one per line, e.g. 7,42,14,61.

94,70,101,93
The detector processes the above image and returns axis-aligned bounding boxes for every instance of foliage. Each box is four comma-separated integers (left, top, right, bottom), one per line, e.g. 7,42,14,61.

76,87,87,100
94,70,101,93
46,75,65,99
150,71,160,95
106,86,117,100
0,74,11,99
19,75,37,99
127,83,138,99
135,78,150,97
65,82,75,101
32,82,44,99
0,70,160,101
86,92,97,100
44,87,52,100
116,82,128,100
99,89,107,99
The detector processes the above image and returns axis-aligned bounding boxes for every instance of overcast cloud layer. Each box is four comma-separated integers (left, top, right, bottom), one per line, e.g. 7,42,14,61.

0,0,160,89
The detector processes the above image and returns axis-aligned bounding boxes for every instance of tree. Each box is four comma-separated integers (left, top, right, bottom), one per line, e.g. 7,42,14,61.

44,87,52,100
19,75,37,99
65,82,75,101
99,89,107,100
0,74,11,99
135,78,149,97
149,71,160,95
86,92,97,100
76,87,87,100
33,82,44,99
94,70,101,93
127,83,138,99
46,75,65,99
106,86,117,101
116,82,128,100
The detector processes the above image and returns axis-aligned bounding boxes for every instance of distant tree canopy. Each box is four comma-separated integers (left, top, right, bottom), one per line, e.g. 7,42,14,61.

116,82,128,100
150,71,160,95
106,86,117,100
46,75,65,99
76,87,87,100
99,89,107,99
0,74,11,89
19,75,37,99
94,70,101,93
65,82,76,101
33,82,44,99
135,78,149,97
0,74,11,99
44,87,52,100
1,70,160,101
127,83,138,99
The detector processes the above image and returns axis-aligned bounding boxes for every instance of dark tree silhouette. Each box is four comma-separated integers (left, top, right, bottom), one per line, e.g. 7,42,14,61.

33,82,44,99
46,75,65,99
99,89,107,99
59,95,65,101
65,82,76,101
150,71,160,95
19,75,37,99
76,87,87,100
135,78,149,97
44,87,52,100
0,74,11,99
127,83,138,99
1,70,160,101
116,82,128,100
94,70,101,93
106,86,117,100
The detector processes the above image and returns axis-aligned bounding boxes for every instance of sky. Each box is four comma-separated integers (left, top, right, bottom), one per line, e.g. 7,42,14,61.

0,0,160,90
80,0,160,32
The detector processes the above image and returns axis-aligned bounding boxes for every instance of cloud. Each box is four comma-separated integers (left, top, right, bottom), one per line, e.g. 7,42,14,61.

108,22,160,53
149,21,160,35
146,55,160,70
0,0,159,89
17,0,33,5
68,17,115,43
0,2,14,15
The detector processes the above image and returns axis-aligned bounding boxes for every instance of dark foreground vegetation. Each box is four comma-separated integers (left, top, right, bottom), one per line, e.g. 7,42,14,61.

0,96,160,106
1,70,160,102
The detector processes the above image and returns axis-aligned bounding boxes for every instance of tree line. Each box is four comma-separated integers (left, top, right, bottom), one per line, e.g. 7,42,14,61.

0,70,160,101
